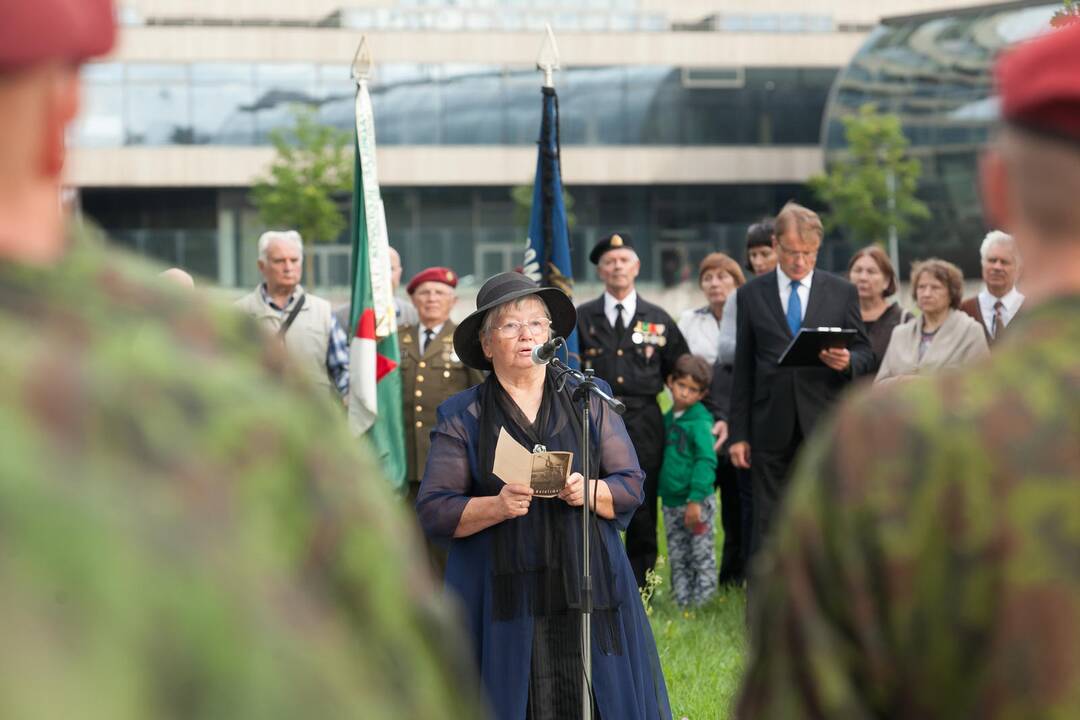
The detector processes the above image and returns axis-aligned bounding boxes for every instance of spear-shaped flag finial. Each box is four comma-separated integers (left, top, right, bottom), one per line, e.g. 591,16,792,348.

537,23,561,88
351,35,373,85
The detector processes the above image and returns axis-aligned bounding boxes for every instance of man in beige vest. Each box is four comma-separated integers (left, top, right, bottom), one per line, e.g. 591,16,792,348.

236,230,349,401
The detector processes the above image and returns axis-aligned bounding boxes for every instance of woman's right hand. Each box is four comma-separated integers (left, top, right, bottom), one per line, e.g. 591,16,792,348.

497,483,534,520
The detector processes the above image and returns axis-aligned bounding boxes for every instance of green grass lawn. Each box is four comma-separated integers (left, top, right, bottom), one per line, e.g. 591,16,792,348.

648,516,747,719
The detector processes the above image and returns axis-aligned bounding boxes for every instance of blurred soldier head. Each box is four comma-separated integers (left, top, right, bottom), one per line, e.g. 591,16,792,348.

257,230,304,297
979,230,1021,298
772,202,823,282
159,267,195,290
0,0,115,264
388,246,404,291
981,22,1080,302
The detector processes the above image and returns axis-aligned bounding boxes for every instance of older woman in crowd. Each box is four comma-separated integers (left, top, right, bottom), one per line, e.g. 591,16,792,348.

417,272,671,720
848,245,913,372
677,253,749,586
678,252,746,364
876,259,989,385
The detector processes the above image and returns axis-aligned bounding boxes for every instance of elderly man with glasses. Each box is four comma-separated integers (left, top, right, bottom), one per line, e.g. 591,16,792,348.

728,202,873,565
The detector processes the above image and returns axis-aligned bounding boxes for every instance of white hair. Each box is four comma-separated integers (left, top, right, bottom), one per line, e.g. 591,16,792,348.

979,230,1018,264
257,230,304,262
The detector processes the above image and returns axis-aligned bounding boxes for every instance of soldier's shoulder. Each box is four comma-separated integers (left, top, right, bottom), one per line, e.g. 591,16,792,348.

2,242,265,359
0,245,485,716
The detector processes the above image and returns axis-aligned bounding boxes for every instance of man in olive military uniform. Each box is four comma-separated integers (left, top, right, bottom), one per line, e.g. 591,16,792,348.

0,2,483,716
737,23,1080,719
577,233,689,587
400,266,485,497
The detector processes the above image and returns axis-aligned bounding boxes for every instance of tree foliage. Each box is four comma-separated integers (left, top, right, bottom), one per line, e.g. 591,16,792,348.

808,103,930,246
511,183,577,231
250,105,353,246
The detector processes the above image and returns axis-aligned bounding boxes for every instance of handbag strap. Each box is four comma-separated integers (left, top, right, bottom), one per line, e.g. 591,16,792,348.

276,293,306,338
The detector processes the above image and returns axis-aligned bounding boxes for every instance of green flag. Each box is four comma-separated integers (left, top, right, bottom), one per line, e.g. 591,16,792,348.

347,75,405,492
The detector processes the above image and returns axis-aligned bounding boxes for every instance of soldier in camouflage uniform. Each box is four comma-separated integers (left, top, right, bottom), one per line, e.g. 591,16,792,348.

736,24,1080,719
0,2,485,717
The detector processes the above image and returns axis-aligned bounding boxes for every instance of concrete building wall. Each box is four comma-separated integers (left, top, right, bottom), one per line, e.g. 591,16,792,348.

70,145,823,188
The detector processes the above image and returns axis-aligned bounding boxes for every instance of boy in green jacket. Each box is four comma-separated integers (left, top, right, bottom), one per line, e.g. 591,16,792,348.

660,354,719,607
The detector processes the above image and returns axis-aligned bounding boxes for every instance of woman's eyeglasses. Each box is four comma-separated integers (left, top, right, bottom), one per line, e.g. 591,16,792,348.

492,317,552,338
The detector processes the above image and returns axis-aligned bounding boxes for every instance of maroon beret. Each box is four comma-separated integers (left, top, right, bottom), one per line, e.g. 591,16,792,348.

996,21,1080,143
0,0,116,71
407,267,458,295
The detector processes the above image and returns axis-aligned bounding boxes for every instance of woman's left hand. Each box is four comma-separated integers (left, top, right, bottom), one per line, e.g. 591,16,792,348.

559,472,585,506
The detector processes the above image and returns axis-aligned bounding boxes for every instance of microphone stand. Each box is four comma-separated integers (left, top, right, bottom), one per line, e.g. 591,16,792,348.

546,346,623,720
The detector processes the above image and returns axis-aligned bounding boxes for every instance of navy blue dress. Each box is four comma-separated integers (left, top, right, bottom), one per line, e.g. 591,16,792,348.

417,375,672,720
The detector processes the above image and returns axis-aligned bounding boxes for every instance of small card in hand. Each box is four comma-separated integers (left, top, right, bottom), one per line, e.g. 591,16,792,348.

493,427,571,497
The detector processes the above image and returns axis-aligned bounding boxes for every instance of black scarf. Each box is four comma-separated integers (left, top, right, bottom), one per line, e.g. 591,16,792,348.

475,370,622,655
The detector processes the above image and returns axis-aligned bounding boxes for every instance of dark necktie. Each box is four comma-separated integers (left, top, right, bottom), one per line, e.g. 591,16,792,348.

786,280,802,336
614,303,626,340
422,328,435,354
991,300,1004,338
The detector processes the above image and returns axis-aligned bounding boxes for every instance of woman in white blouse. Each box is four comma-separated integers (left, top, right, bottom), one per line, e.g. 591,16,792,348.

678,252,746,365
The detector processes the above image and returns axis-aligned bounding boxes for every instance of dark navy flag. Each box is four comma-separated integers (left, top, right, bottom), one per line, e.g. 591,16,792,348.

522,85,579,368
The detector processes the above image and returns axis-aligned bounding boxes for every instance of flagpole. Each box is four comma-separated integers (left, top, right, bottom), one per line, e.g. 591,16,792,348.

538,26,592,720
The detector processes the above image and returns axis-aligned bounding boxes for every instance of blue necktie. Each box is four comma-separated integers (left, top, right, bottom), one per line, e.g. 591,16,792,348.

786,280,802,336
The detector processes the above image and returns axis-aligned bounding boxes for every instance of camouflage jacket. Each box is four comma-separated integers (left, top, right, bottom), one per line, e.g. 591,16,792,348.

0,240,485,719
736,295,1080,720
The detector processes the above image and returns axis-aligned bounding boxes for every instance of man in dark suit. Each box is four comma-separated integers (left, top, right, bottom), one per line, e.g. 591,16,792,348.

728,203,873,558
577,233,689,587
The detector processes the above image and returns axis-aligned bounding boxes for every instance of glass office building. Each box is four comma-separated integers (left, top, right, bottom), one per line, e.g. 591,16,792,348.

821,0,1057,275
77,58,835,287
74,0,950,289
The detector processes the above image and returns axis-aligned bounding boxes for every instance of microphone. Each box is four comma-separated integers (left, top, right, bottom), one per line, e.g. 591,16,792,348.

530,336,565,365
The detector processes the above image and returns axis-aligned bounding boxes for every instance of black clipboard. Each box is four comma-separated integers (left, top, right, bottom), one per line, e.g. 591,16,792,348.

778,328,857,367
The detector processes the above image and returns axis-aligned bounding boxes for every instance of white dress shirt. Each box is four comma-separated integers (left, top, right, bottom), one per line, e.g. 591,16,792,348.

977,286,1024,337
678,306,722,365
603,290,637,329
776,266,813,322
420,322,445,354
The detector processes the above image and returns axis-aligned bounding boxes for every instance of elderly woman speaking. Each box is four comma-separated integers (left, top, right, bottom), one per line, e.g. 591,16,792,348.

417,272,671,720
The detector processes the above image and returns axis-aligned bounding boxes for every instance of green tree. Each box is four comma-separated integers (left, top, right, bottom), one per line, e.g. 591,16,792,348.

808,103,929,247
511,183,577,231
250,105,352,259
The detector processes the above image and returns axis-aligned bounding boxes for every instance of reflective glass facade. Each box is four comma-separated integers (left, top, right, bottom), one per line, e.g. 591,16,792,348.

76,62,836,148
822,1,1057,274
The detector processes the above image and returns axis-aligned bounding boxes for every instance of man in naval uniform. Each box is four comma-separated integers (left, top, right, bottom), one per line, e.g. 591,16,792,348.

576,233,689,587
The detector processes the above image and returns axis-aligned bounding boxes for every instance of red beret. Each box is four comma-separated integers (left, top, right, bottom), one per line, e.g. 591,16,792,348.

996,21,1080,143
0,0,116,71
407,267,458,295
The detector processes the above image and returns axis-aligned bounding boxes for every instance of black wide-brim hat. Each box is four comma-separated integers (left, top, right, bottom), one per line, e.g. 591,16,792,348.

453,272,577,371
